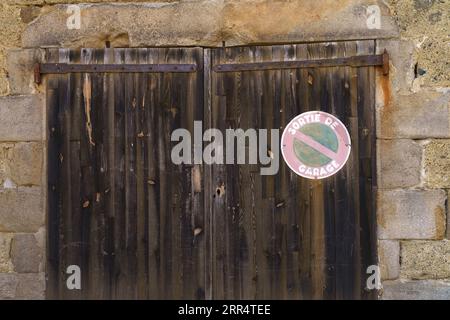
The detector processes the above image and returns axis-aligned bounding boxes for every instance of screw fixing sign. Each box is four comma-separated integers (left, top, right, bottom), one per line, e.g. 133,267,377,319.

281,111,351,179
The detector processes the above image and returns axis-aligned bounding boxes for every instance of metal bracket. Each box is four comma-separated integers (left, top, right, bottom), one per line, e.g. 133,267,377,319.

213,51,390,74
34,63,198,84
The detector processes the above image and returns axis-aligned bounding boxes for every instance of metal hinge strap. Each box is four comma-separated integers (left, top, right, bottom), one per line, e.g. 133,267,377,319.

34,63,197,84
213,50,389,75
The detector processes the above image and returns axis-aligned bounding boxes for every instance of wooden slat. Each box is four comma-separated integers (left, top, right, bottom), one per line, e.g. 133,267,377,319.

112,48,127,298
103,47,115,300
46,48,60,300
356,40,377,300
146,47,161,299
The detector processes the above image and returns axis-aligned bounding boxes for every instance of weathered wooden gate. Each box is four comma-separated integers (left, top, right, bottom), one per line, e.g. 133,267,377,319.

46,41,377,300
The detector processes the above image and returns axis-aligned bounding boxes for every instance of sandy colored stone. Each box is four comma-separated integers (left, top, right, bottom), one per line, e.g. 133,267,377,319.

0,47,8,96
44,0,176,3
382,279,450,300
8,142,42,186
378,139,422,188
22,1,398,48
4,1,44,4
6,49,43,94
0,142,43,186
0,73,8,96
0,273,18,299
379,240,400,280
15,273,45,299
0,187,44,233
448,190,450,239
0,4,25,48
34,227,45,272
424,140,450,188
20,6,42,24
0,95,43,142
377,189,446,240
387,0,450,87
0,233,13,273
376,39,416,95
401,240,450,279
378,91,450,139
11,233,42,273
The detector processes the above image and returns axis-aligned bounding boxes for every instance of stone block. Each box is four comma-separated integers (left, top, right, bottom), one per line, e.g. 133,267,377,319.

0,233,13,273
376,39,416,95
0,142,43,186
0,273,18,299
378,240,399,280
6,49,43,95
15,273,45,299
377,189,446,240
382,280,450,300
424,140,450,188
11,234,42,273
0,4,25,47
401,240,450,280
386,0,449,86
378,139,422,188
0,95,43,142
22,1,398,48
0,187,44,233
378,91,450,139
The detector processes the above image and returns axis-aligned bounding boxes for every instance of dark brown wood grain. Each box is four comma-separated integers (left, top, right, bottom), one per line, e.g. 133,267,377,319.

47,43,377,300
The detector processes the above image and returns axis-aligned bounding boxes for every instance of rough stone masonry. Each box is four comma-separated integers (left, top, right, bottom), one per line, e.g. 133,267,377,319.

0,0,449,299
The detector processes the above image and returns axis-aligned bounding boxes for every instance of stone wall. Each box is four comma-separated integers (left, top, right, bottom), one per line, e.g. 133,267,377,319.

0,0,448,299
0,0,46,297
376,0,450,300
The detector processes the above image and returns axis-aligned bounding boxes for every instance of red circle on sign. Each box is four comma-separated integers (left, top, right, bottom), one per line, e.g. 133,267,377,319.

281,111,351,179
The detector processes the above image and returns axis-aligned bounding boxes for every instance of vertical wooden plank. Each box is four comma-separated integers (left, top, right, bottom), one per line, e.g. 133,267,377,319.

270,44,286,299
332,41,358,300
146,47,161,299
356,40,377,300
136,48,148,299
223,47,238,300
254,45,272,300
240,46,259,299
56,49,72,299
304,43,327,300
89,48,108,299
46,48,60,300
112,48,127,299
103,47,115,300
123,49,138,299
78,48,95,298
158,48,176,299
66,48,83,300
282,44,300,300
203,48,213,300
262,45,280,299
294,43,313,300
170,48,184,300
210,47,227,299
179,47,193,300
184,47,206,299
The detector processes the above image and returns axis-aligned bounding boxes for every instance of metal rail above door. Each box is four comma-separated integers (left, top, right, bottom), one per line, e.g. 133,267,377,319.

213,50,389,75
34,50,388,84
34,63,198,84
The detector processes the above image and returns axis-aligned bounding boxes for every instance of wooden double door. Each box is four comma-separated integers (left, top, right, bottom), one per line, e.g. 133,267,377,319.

47,41,377,300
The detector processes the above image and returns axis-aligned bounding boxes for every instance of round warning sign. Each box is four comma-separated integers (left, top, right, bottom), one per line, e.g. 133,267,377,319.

281,111,351,179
